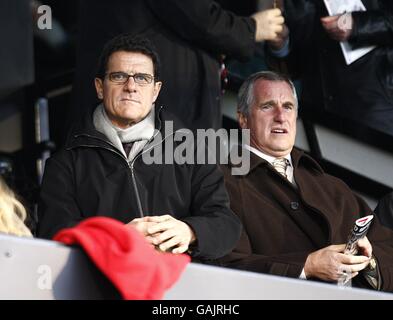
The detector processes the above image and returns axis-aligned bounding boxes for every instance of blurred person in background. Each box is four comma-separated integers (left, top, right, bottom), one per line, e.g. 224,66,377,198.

266,0,393,135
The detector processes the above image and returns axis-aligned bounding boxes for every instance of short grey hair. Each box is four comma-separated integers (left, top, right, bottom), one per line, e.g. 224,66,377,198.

237,71,298,116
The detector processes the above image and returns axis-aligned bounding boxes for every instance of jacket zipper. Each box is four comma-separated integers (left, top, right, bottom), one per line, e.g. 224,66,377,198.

128,115,184,218
71,136,148,218
129,164,144,218
128,110,163,218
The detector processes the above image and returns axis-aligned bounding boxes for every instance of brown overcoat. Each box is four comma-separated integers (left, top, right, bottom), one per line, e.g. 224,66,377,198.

220,148,393,291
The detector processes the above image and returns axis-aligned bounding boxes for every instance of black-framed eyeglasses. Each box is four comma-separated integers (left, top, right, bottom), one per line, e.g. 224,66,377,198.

106,72,155,85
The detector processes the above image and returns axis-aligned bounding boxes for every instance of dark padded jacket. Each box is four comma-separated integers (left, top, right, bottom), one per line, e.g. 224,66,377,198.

37,106,241,260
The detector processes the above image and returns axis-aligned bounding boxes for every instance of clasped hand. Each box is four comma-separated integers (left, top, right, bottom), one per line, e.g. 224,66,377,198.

128,215,196,254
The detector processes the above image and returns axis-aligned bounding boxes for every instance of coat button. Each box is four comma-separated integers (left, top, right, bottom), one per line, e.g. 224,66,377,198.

290,202,299,210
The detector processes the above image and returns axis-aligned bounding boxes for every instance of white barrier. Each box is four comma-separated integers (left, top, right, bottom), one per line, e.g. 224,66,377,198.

0,234,392,300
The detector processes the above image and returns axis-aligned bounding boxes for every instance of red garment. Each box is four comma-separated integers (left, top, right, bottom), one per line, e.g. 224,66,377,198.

53,217,190,300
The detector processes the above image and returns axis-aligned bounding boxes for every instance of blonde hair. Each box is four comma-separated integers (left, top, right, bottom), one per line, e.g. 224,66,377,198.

0,177,32,237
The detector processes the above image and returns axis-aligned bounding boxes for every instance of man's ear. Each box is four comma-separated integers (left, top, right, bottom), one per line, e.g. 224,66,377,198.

152,81,162,103
238,112,248,129
95,78,104,100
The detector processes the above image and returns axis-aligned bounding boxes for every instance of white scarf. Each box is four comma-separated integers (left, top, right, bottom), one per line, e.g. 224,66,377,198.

93,103,155,162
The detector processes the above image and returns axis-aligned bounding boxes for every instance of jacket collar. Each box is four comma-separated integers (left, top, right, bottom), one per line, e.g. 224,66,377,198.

229,145,324,175
291,148,325,174
66,104,191,155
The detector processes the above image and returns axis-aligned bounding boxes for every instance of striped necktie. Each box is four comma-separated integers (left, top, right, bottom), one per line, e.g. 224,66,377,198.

272,158,289,178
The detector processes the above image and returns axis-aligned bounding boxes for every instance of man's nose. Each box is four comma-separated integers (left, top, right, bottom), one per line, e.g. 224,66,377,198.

124,76,137,91
274,107,286,122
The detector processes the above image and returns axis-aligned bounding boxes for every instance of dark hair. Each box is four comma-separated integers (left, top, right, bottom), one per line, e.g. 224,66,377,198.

96,34,161,81
238,71,298,116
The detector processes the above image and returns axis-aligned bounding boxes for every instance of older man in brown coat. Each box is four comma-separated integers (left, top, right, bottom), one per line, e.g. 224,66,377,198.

220,71,393,292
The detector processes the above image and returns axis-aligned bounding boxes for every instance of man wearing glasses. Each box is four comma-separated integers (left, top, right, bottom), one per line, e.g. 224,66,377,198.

37,34,241,261
71,0,285,133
